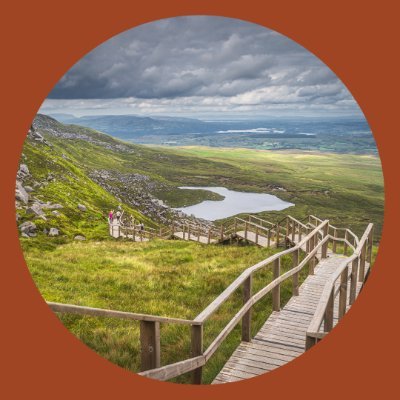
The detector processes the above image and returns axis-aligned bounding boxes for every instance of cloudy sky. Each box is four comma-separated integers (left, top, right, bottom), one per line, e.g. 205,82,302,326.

40,16,362,119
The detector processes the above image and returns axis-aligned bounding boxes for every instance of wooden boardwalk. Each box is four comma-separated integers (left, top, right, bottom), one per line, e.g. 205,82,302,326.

213,254,368,383
236,231,276,248
173,231,217,244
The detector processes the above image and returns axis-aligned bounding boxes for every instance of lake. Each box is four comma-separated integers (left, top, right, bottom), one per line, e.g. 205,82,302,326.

174,186,294,221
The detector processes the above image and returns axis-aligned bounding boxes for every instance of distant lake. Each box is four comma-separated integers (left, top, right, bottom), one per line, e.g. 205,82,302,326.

174,186,294,221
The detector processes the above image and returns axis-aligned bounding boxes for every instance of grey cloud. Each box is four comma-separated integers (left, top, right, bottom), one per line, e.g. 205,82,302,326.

44,16,361,116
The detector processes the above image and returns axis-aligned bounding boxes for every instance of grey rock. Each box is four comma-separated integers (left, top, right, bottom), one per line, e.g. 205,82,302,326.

24,186,34,193
51,210,61,216
15,181,29,204
18,164,30,176
26,203,45,217
77,204,87,211
19,221,37,235
49,228,59,236
74,235,86,241
42,203,63,210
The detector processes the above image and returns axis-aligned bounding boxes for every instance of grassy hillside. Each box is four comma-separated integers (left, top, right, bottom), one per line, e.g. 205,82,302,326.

159,146,384,239
23,238,304,384
23,115,383,239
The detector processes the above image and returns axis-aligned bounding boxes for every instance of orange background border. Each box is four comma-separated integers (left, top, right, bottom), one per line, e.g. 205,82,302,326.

1,1,399,398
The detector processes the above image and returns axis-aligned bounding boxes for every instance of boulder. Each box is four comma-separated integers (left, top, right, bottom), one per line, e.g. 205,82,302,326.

74,235,86,241
24,186,34,193
51,210,61,216
26,203,45,217
19,221,37,236
15,181,29,204
77,204,87,211
48,228,60,236
18,164,30,177
42,203,63,210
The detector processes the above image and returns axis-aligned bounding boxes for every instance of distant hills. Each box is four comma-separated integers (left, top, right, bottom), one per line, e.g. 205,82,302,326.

48,113,377,154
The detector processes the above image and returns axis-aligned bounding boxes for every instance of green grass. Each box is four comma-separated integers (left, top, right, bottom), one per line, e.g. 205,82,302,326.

22,238,305,384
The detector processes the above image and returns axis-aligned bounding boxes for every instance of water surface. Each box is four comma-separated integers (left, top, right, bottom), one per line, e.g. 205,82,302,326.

174,186,294,221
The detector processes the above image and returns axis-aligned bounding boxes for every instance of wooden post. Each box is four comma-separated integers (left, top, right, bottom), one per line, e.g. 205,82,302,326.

198,227,201,242
349,258,359,305
191,325,203,384
207,229,211,244
286,217,289,238
241,275,253,342
324,290,334,332
159,227,162,237
188,225,191,240
272,258,281,311
234,218,237,234
220,225,224,241
339,266,348,319
298,226,302,242
306,227,311,253
321,223,329,259
140,321,160,371
305,335,317,351
267,229,271,247
291,221,296,242
359,241,367,282
244,222,248,240
344,231,348,256
367,228,374,264
255,227,259,245
182,225,186,240
333,228,337,253
276,224,280,248
309,234,315,275
292,249,299,296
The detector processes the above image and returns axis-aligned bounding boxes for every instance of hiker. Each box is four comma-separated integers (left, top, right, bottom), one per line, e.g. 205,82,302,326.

108,210,113,224
116,210,121,223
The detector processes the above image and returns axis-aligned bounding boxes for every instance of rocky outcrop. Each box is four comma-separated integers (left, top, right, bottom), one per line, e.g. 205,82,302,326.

15,181,29,204
19,221,37,237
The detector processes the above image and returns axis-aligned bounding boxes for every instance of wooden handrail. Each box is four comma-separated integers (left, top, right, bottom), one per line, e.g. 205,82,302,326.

194,220,329,323
47,302,198,325
305,223,373,348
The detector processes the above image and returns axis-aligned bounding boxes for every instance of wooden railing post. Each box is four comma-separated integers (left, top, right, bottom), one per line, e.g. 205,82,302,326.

234,218,237,233
188,225,191,240
140,321,160,372
244,222,248,240
242,275,253,342
344,231,348,256
207,229,211,244
292,249,299,296
367,227,374,264
306,227,311,253
324,289,334,332
267,229,271,247
272,258,281,311
339,266,349,319
276,224,280,248
321,223,329,258
305,335,317,351
286,217,290,238
309,234,315,275
220,225,224,241
298,226,302,242
198,227,201,242
182,225,186,240
255,227,259,245
358,241,367,282
291,221,296,242
333,228,337,253
349,258,359,305
191,325,203,384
